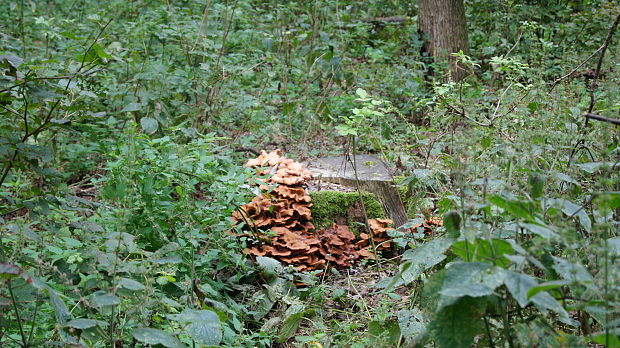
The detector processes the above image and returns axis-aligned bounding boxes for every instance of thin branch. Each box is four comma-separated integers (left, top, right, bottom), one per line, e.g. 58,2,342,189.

583,113,620,126
444,102,491,127
551,44,604,88
490,81,514,121
586,13,620,126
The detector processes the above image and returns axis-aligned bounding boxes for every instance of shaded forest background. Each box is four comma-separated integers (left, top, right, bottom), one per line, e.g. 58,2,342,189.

1,0,619,347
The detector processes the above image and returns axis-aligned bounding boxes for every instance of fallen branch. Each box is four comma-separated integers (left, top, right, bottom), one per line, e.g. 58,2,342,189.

583,113,620,126
362,16,407,24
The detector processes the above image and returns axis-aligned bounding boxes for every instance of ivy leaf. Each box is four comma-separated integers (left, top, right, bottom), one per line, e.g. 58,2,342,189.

132,328,185,348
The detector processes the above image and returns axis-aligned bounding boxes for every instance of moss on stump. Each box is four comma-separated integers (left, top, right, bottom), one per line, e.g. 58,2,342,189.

309,190,385,233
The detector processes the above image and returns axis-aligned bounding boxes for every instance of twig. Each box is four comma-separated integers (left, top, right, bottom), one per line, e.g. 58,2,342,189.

586,13,620,126
583,113,620,126
551,44,604,88
444,102,491,127
490,81,514,120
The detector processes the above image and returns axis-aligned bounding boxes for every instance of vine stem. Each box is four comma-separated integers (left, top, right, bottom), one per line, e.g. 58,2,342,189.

8,279,28,347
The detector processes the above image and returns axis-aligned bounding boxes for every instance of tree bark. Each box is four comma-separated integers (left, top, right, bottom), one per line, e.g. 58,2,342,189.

418,0,469,81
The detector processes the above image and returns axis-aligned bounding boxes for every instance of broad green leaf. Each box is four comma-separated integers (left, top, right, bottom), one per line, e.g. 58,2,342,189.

278,312,305,342
378,237,453,290
256,256,283,279
452,238,515,268
132,328,185,348
575,162,616,173
0,264,23,278
526,280,569,298
555,172,579,185
591,331,620,347
118,278,145,291
140,117,159,134
521,223,557,239
66,319,108,329
552,198,591,231
443,210,461,238
488,195,534,221
504,271,537,307
439,263,505,302
530,291,576,326
121,102,142,112
528,173,545,199
551,256,594,286
169,309,222,346
368,320,401,344
608,237,620,255
428,297,487,348
92,291,120,307
397,309,428,342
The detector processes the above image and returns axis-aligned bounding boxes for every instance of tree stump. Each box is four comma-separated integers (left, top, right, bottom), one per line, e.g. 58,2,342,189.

307,154,408,228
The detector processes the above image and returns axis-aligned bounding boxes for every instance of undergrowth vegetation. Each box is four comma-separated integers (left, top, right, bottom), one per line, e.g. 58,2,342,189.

0,0,619,347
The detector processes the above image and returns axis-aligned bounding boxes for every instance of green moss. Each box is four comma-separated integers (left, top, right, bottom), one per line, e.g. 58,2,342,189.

309,190,385,233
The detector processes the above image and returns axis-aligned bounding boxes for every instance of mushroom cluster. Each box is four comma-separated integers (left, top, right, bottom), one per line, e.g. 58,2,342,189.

232,150,325,271
232,149,443,272
356,218,394,259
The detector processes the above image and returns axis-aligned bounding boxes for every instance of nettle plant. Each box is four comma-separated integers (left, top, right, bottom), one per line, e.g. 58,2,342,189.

379,168,620,347
0,122,263,346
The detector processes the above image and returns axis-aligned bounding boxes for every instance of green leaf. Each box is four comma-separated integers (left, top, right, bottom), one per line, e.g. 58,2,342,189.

552,198,591,231
66,319,108,329
551,256,594,285
528,173,545,199
488,194,534,221
378,237,453,290
278,312,305,342
118,278,145,291
132,328,185,348
439,263,505,303
428,297,487,348
521,223,557,239
0,264,23,278
504,271,538,307
92,291,120,307
443,210,461,238
397,309,428,342
168,309,222,346
256,256,283,279
368,320,401,344
530,291,576,326
591,331,620,347
451,238,515,268
121,102,142,113
140,117,159,134
526,280,569,299
575,162,616,173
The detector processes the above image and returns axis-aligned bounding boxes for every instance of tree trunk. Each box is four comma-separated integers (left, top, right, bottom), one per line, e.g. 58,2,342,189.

418,0,469,81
